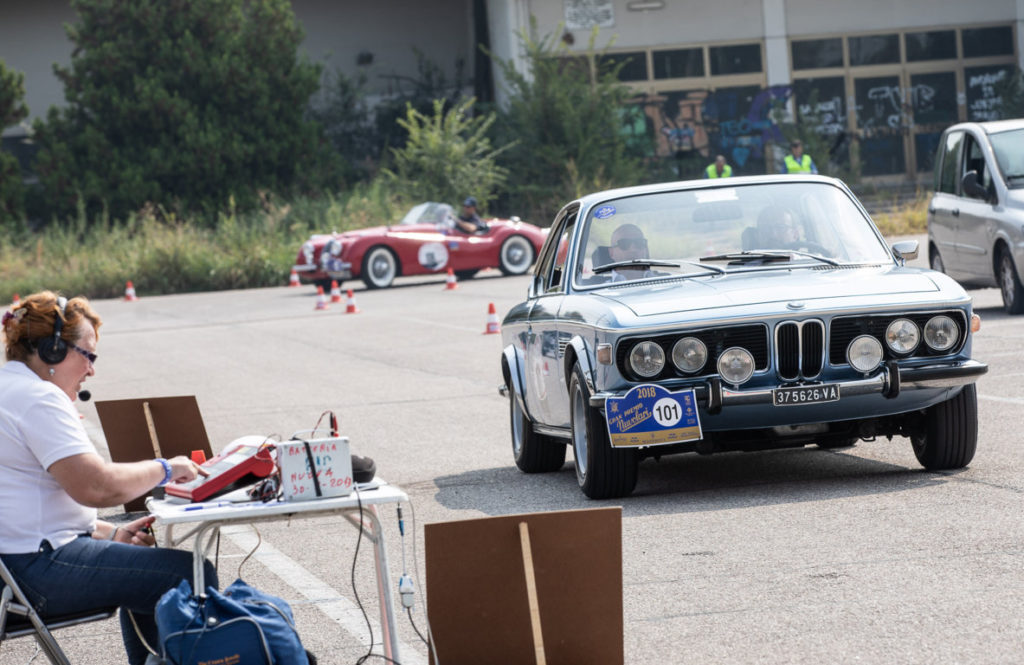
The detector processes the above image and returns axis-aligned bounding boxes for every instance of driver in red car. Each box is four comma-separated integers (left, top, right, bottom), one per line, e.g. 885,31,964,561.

455,197,487,234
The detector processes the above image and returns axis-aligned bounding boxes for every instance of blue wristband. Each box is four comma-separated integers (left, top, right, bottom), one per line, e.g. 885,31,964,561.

156,458,173,487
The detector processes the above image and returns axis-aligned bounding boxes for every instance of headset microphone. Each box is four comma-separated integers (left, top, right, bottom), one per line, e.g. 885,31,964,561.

78,390,91,402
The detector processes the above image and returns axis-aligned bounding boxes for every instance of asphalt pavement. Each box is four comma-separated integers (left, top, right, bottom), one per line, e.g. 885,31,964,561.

4,234,1023,665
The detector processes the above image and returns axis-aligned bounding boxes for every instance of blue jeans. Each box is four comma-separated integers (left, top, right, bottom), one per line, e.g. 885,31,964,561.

1,534,218,665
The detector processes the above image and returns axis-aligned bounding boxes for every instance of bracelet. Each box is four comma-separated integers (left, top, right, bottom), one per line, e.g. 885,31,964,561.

155,458,173,487
108,526,119,541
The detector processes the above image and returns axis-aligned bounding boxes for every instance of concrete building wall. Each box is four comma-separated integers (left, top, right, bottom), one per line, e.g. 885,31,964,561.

0,0,76,133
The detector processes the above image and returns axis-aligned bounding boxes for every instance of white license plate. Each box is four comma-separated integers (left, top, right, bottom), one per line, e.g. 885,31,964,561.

772,384,840,406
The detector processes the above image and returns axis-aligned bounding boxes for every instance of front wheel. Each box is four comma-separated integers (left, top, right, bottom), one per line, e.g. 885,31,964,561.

569,363,638,499
930,247,945,274
361,246,399,289
498,235,535,276
510,389,566,473
912,384,978,469
998,249,1024,314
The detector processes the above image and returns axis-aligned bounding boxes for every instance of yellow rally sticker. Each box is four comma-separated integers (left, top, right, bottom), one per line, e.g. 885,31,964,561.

605,384,702,448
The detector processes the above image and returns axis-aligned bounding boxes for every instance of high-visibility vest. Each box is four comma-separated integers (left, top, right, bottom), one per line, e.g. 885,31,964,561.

705,163,732,178
784,154,813,174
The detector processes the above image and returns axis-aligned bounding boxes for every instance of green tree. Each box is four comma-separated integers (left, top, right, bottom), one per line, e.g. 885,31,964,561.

489,23,650,222
32,0,334,222
383,98,509,210
0,59,28,224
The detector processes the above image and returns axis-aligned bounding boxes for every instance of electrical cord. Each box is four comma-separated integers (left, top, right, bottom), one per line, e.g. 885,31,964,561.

405,497,439,664
351,487,402,665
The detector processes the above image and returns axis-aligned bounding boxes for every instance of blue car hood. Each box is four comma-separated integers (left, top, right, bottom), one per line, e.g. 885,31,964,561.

595,267,940,317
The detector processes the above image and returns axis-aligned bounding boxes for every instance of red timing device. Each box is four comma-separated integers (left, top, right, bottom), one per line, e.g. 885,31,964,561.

165,437,276,502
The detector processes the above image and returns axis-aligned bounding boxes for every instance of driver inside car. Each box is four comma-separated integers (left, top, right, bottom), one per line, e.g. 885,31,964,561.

756,206,801,248
608,223,657,282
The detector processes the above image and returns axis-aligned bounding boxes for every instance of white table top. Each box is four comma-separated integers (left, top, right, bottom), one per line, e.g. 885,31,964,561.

146,481,408,526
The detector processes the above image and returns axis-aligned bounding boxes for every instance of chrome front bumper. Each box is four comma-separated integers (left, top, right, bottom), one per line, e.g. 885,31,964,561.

588,359,989,413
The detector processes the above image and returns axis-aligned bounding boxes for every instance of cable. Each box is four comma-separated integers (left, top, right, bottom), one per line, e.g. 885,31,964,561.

407,497,440,665
405,606,428,644
350,488,402,665
237,524,262,578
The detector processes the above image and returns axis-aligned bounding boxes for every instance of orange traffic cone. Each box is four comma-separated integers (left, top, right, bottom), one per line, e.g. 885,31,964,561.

10,293,20,309
288,269,300,287
124,281,138,301
314,286,330,310
483,302,500,335
345,289,360,314
444,268,458,290
329,280,343,303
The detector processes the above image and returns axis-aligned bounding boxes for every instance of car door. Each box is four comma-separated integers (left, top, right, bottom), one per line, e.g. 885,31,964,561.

522,205,578,427
929,129,964,278
954,131,998,281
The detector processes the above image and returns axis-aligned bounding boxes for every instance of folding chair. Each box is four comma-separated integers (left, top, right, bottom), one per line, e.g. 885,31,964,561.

0,556,116,665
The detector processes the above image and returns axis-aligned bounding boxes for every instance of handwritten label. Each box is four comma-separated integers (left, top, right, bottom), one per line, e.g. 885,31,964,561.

277,438,354,501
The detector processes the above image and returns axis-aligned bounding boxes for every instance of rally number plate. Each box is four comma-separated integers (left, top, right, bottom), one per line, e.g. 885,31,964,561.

772,384,840,406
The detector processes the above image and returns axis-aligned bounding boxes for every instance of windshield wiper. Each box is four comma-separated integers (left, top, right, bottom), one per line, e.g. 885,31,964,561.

700,251,793,264
699,250,839,266
592,259,681,274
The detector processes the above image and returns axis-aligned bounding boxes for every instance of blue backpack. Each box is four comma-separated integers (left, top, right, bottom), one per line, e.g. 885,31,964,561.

156,578,310,665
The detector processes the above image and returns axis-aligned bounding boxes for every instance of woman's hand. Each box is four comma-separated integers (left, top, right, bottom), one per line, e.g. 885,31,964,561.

166,455,210,484
114,515,157,546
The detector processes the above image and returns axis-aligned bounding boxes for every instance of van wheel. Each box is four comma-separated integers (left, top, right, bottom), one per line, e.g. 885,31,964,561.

998,249,1024,314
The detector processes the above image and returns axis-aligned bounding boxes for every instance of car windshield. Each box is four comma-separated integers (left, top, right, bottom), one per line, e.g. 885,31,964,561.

988,128,1024,185
398,202,456,226
574,181,893,286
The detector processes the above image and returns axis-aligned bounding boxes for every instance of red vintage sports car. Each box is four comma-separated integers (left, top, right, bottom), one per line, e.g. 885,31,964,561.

293,202,548,289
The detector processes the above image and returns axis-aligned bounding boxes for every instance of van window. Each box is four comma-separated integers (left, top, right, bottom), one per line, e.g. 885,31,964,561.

962,134,993,194
938,131,963,194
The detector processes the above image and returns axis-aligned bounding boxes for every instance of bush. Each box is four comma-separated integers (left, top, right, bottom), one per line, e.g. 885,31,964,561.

31,0,336,222
0,59,28,225
488,23,651,222
383,98,509,210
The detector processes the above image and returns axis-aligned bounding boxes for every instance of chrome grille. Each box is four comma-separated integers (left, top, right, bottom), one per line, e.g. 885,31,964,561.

775,320,824,381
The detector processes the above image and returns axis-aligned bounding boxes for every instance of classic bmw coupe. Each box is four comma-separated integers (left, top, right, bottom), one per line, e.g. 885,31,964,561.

292,201,546,289
499,175,988,499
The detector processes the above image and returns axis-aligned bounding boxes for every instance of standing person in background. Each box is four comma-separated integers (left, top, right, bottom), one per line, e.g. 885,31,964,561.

783,139,818,174
705,154,732,178
0,291,215,665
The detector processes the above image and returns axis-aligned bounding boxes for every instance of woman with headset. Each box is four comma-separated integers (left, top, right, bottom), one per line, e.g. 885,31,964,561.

0,291,216,664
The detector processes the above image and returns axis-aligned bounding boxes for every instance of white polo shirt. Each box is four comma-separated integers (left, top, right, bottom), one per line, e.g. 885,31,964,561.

0,361,97,553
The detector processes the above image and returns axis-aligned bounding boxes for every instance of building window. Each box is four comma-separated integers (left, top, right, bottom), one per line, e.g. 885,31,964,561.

791,38,843,70
709,43,762,75
597,51,648,82
910,72,958,125
962,26,1014,58
905,30,956,62
653,48,704,79
848,34,900,66
965,65,1013,122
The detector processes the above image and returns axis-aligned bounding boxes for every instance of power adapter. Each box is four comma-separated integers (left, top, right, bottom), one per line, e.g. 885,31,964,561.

398,574,415,608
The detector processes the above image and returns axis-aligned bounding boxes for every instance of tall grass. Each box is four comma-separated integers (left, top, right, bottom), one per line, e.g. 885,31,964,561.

870,193,929,237
0,181,404,302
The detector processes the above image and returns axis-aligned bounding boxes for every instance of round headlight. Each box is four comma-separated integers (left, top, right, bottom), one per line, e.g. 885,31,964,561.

672,337,707,373
924,315,958,352
847,334,883,373
717,347,754,385
885,318,920,354
629,341,665,378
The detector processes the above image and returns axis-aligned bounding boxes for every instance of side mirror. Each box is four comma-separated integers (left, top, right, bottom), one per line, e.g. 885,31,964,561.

961,170,989,201
891,239,919,263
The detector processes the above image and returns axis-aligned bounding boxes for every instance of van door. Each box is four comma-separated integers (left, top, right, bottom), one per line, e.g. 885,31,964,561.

929,130,965,279
955,131,998,282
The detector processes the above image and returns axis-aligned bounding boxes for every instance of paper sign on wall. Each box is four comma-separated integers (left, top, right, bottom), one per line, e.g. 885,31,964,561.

277,437,354,501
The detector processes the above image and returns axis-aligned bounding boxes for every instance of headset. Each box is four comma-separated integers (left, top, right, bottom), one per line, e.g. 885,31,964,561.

36,296,69,365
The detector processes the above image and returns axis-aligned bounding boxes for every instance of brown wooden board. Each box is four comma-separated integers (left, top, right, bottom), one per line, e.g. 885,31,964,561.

95,396,213,512
424,507,623,665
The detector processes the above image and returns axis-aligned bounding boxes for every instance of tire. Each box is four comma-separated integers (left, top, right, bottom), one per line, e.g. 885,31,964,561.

997,248,1024,314
361,246,399,289
454,269,479,281
510,389,566,473
929,247,945,273
911,384,978,469
498,235,535,276
569,363,638,499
